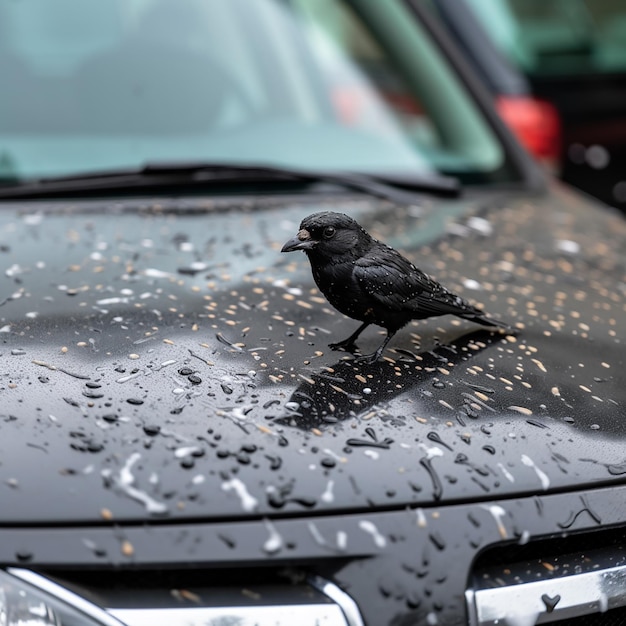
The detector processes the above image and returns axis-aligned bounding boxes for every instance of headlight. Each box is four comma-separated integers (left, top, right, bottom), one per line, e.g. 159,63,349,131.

0,570,120,626
1,569,362,626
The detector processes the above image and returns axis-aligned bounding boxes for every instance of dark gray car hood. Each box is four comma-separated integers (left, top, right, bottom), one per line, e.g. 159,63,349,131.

0,185,625,525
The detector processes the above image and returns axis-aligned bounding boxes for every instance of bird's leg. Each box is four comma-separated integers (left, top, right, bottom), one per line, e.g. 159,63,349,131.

329,321,370,353
355,329,396,364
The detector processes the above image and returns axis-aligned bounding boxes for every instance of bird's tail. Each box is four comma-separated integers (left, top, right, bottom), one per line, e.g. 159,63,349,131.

461,311,514,333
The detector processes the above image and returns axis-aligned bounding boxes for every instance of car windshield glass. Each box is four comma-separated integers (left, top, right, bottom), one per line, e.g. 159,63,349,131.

0,0,508,185
465,0,626,76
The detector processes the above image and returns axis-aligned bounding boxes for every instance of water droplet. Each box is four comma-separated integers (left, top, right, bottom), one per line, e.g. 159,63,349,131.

542,594,561,613
116,453,168,515
222,477,258,512
521,454,550,490
359,520,386,548
429,532,446,550
174,446,204,459
262,519,283,554
15,549,32,562
427,432,452,451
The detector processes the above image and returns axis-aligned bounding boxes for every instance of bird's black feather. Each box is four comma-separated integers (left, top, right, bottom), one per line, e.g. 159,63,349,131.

281,211,510,362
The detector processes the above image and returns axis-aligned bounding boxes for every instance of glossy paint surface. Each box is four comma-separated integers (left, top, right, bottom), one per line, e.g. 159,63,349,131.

0,186,624,526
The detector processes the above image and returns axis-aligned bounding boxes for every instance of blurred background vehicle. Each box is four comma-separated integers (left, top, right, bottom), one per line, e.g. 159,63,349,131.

427,0,626,212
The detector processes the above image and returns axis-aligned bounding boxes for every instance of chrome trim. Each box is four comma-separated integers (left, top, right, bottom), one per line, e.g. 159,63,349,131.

467,564,626,625
309,575,366,626
109,605,347,625
465,589,479,626
6,568,126,626
6,569,362,626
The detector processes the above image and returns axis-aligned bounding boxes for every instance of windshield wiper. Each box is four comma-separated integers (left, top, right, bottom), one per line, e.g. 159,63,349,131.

0,162,460,202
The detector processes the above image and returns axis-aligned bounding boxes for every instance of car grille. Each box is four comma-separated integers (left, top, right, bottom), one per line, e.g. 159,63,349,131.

554,611,626,626
467,531,626,625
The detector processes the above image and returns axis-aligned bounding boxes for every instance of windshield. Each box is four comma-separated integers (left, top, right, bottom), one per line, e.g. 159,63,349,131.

0,0,510,184
465,0,626,77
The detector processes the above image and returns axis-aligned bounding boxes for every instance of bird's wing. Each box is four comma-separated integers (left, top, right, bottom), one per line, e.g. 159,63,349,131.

354,248,476,317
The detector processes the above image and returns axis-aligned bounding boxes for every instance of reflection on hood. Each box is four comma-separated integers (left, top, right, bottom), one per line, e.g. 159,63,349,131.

0,191,625,523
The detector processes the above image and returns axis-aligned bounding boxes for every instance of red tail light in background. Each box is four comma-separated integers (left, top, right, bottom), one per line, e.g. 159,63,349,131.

496,95,562,167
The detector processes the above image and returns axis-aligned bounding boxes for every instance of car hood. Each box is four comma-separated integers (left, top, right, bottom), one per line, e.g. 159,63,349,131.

0,186,625,525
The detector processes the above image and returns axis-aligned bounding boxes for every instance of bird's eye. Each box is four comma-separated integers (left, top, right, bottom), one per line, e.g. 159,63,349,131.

323,226,336,239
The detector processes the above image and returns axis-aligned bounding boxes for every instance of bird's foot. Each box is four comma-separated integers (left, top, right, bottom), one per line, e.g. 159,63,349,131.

353,351,381,365
329,340,359,353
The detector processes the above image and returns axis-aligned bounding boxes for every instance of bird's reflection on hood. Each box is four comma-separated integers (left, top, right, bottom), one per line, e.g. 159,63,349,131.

278,330,497,430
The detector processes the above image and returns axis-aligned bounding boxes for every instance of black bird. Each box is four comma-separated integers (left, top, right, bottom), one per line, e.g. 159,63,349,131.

281,211,510,363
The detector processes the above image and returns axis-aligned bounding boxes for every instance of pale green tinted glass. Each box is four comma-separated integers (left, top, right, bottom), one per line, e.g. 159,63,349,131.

466,0,626,75
0,0,505,181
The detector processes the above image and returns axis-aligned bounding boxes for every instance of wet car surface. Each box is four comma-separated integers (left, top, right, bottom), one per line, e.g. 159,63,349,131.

1,1,626,625
1,187,625,623
1,190,625,523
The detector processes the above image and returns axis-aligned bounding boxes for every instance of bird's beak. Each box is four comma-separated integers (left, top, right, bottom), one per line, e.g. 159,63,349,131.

281,229,317,252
